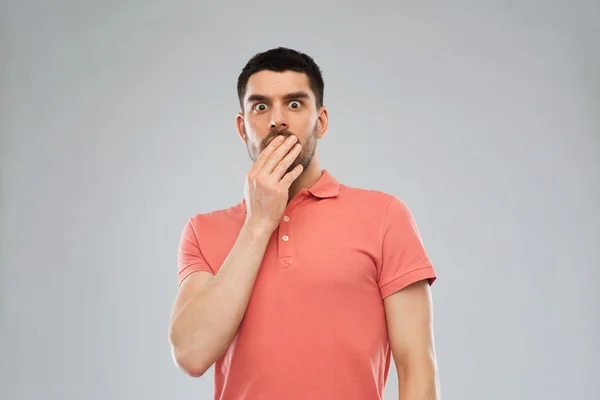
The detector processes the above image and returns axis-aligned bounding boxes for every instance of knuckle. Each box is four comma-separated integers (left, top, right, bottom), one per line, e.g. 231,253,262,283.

278,159,290,169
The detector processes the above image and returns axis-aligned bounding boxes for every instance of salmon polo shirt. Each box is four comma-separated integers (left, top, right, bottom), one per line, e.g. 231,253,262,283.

177,169,437,400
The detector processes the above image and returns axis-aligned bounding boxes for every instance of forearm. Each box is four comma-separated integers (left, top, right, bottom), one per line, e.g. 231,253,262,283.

170,221,272,375
397,360,440,400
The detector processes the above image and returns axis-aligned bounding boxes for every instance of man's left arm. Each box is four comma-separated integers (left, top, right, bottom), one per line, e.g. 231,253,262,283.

384,279,440,400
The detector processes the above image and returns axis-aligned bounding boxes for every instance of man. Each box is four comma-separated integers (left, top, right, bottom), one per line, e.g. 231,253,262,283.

168,47,440,400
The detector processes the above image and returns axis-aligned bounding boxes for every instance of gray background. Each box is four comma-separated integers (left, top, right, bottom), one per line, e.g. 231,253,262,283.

1,1,598,399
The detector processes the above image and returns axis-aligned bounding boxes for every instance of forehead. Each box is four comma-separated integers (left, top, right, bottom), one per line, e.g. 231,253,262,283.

245,70,313,100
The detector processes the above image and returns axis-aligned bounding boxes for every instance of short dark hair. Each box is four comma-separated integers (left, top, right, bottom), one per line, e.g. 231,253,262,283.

237,47,324,111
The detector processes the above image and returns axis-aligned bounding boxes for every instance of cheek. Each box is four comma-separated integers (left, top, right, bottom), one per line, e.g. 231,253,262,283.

245,115,269,134
244,123,269,152
306,113,319,131
243,121,261,141
290,114,315,134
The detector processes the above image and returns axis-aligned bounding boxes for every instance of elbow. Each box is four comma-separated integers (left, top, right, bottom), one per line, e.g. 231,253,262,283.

168,326,208,378
397,355,438,381
168,321,228,378
396,355,440,398
181,361,208,378
171,345,208,378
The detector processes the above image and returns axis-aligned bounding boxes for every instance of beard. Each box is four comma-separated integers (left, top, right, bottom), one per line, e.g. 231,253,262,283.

244,122,318,175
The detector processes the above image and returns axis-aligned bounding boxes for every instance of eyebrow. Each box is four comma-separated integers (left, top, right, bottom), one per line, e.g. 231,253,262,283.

246,91,312,104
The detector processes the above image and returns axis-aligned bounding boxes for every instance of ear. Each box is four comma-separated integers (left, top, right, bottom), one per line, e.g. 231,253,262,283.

236,112,246,143
316,106,329,139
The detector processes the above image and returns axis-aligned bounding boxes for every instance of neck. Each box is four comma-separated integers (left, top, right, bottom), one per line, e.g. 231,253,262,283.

288,157,322,201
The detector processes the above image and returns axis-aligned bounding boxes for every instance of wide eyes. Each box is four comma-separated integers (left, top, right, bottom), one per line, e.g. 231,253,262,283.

254,103,268,112
253,100,303,112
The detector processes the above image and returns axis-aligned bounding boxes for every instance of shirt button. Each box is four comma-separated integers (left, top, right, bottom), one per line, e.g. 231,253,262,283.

282,235,289,242
283,216,290,222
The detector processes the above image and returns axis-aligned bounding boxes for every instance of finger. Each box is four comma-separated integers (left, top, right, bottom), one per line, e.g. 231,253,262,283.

261,135,298,174
271,143,302,181
250,135,286,174
280,164,304,188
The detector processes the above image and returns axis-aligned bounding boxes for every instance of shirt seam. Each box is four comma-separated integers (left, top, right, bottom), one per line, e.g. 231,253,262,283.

378,195,396,282
188,217,215,275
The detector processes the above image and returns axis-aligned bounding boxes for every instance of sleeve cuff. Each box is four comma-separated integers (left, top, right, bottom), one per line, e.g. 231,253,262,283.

379,265,437,299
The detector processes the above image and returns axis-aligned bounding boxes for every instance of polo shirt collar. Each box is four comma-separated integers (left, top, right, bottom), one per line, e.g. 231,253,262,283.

307,169,340,199
240,169,340,213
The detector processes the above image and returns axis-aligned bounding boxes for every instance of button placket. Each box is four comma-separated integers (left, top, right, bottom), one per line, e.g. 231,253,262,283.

279,213,293,269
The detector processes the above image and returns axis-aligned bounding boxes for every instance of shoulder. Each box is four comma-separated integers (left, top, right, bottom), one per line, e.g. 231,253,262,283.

339,183,403,210
337,184,419,229
185,200,246,232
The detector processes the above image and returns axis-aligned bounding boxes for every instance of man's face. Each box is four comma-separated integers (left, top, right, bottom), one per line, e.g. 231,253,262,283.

238,70,324,175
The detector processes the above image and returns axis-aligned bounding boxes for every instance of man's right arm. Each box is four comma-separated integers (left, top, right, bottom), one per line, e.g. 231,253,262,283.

168,221,272,377
168,133,304,377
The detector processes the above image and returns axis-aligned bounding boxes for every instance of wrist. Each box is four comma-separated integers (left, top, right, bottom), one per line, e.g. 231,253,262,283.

242,218,275,238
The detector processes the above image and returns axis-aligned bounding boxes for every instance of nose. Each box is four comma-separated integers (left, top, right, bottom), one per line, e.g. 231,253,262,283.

268,107,288,131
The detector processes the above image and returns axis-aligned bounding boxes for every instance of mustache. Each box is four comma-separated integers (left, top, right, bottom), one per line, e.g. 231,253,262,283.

261,129,295,148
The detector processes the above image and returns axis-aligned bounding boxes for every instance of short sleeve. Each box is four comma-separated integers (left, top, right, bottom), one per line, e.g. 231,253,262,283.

378,196,437,299
177,218,214,286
